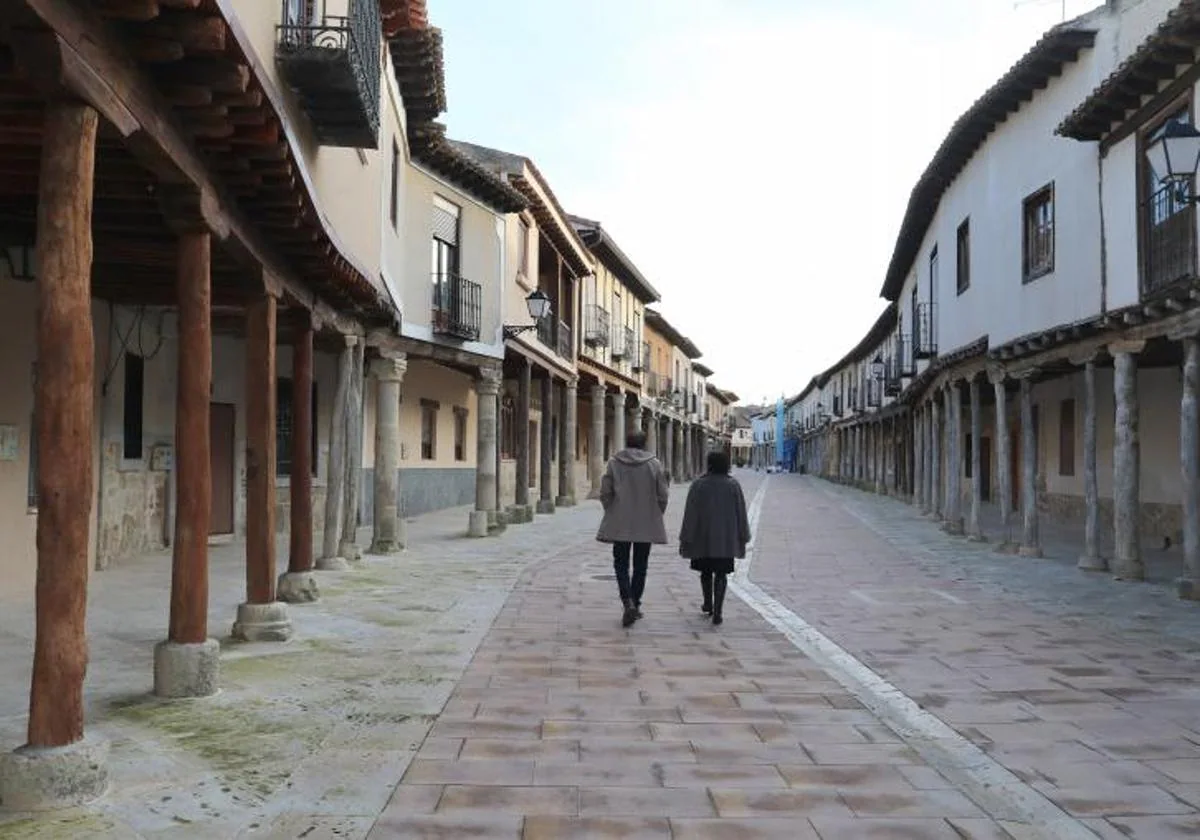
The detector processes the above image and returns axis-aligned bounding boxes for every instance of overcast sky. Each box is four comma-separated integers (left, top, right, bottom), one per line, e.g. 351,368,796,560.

428,0,1099,405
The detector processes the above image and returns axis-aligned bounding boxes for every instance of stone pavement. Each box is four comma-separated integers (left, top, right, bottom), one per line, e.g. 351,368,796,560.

749,475,1200,839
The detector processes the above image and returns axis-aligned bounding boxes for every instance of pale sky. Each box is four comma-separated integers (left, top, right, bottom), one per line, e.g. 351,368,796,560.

427,0,1100,405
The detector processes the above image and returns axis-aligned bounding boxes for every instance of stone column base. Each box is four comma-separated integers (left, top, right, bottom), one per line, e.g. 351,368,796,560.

153,639,220,699
1112,562,1145,582
966,533,988,543
536,499,556,515
942,521,965,536
1077,555,1109,572
315,555,350,571
468,510,490,538
338,541,362,563
278,571,320,604
0,735,108,811
555,495,576,508
587,489,602,500
1177,577,1200,600
993,541,1018,555
506,505,532,524
1018,544,1043,559
487,510,507,535
231,602,293,642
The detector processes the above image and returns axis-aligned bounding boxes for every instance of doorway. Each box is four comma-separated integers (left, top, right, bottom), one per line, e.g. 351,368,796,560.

210,403,235,535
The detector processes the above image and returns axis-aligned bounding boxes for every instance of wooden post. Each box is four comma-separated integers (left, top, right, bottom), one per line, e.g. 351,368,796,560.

233,293,292,641
28,101,98,749
278,316,319,603
536,372,555,514
168,231,212,643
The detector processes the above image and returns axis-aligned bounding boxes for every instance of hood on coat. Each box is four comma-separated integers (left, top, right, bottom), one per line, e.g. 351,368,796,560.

613,448,657,466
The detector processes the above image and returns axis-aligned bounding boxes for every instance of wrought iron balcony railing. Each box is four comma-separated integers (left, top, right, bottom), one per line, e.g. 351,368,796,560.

611,326,635,360
584,304,610,347
276,0,382,149
897,333,916,377
884,356,903,397
915,302,938,359
1143,181,1197,298
536,315,554,348
866,379,881,408
556,320,572,359
431,273,481,341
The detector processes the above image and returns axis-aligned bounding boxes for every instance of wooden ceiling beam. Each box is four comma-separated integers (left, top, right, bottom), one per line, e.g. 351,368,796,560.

95,0,160,22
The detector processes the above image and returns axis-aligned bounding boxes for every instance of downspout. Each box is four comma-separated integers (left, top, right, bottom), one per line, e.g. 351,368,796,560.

1097,145,1108,314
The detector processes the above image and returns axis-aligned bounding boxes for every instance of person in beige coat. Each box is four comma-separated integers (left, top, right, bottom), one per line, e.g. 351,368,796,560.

596,430,669,627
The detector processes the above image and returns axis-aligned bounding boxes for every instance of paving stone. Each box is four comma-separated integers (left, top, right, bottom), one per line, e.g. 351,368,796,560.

669,817,821,839
578,785,717,817
522,816,672,839
709,788,854,818
659,763,787,789
435,784,578,815
367,814,524,839
402,758,536,786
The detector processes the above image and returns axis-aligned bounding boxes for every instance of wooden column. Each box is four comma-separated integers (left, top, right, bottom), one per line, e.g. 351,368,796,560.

168,232,212,643
1018,373,1041,558
967,377,985,541
537,372,555,514
989,367,1013,550
1078,355,1106,571
1179,336,1200,600
27,102,98,749
319,336,354,568
557,376,578,506
513,357,532,517
233,293,292,641
1111,342,1144,580
339,340,365,560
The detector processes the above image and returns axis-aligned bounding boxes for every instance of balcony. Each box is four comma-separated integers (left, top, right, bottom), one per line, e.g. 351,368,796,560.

631,341,646,372
884,356,903,397
914,302,938,359
536,316,554,348
866,380,881,408
897,333,916,377
611,326,635,360
431,273,481,341
1143,182,1197,298
556,320,572,359
276,0,381,149
584,305,610,347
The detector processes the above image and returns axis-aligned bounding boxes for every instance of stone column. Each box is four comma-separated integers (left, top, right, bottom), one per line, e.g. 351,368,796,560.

681,419,691,480
1077,356,1106,571
369,355,406,552
989,368,1013,551
588,382,606,499
0,102,108,815
1111,342,1144,580
875,422,884,493
914,409,925,509
930,398,942,518
1179,336,1200,599
512,357,533,521
556,376,578,508
469,366,502,537
233,293,292,642
628,402,641,435
340,341,365,562
279,317,320,604
646,410,658,455
664,418,675,482
612,389,626,456
947,383,965,535
1018,373,1041,558
967,377,985,541
676,422,686,482
537,372,556,515
319,336,354,569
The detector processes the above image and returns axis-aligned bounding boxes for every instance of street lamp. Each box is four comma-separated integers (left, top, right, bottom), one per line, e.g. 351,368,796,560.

1146,118,1200,185
870,353,885,380
502,289,552,340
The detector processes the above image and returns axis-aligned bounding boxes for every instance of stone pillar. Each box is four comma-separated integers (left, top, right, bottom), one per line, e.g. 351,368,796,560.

681,419,692,480
279,317,320,604
156,230,220,698
369,355,406,552
233,293,292,642
1078,356,1106,571
664,418,675,482
319,336,354,569
628,402,641,435
646,410,658,455
1111,343,1144,580
930,398,942,518
339,341,365,562
914,409,925,509
1180,336,1200,599
967,377,985,541
588,382,606,499
537,372,556,515
945,383,964,535
676,422,686,482
874,422,884,494
0,102,109,814
989,368,1013,551
556,376,577,508
1018,373,1041,558
512,357,533,521
612,389,626,456
469,366,502,537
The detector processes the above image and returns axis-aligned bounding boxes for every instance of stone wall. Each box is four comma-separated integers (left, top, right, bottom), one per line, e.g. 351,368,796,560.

96,440,169,569
359,467,475,521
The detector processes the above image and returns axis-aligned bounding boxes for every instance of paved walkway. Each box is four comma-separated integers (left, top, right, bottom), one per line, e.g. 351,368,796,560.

2,472,1199,838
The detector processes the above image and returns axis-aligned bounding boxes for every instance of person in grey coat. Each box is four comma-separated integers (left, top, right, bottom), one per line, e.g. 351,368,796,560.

596,430,669,627
678,450,750,625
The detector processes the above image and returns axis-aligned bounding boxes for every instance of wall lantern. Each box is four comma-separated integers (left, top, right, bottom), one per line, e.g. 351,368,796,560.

2,243,35,282
1146,118,1200,184
870,354,885,380
503,289,552,339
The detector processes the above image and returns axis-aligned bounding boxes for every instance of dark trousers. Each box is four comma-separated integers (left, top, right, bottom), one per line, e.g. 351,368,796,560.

612,542,650,605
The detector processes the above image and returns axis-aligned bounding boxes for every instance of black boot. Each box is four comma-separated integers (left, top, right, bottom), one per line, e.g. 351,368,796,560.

712,574,727,626
621,598,637,628
700,573,713,615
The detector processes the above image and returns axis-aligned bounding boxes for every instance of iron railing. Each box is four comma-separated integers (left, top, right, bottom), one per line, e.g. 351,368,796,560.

633,342,649,372
914,302,937,358
884,355,903,396
611,326,634,360
1143,181,1197,297
536,315,554,348
556,320,572,359
897,333,916,377
431,273,481,341
866,379,881,407
584,304,610,346
276,0,381,148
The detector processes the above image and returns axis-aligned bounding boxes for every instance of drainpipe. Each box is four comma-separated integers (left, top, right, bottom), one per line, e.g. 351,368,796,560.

1097,145,1108,315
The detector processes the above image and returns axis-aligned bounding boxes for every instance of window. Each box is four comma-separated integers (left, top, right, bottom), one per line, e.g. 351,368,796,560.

1059,398,1076,477
276,378,318,476
500,396,515,458
390,140,399,229
956,219,970,295
453,407,468,462
420,399,439,460
1022,184,1054,282
431,199,460,279
1140,104,1196,295
929,245,939,301
123,352,144,460
518,218,530,276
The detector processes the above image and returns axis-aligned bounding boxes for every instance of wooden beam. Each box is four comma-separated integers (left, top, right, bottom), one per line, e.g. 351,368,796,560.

96,0,160,22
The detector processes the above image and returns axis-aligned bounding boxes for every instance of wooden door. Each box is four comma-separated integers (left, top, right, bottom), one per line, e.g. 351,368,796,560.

980,435,992,502
210,402,235,535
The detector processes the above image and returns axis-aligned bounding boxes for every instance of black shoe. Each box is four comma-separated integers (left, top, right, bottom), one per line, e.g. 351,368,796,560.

701,602,713,615
633,603,643,620
712,612,723,626
621,600,637,628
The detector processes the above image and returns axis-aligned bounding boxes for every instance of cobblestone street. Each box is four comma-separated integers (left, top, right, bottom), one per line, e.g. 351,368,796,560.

3,471,1200,838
